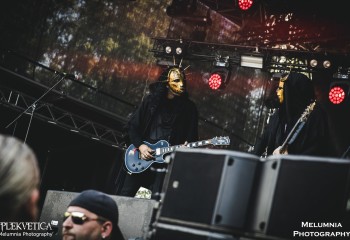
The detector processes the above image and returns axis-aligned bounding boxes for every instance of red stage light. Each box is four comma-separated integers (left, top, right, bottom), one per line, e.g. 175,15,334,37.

238,0,253,10
329,86,346,104
208,73,223,90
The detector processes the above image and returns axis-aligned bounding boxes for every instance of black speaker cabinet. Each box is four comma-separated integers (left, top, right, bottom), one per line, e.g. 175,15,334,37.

157,148,261,234
249,154,350,239
149,222,237,240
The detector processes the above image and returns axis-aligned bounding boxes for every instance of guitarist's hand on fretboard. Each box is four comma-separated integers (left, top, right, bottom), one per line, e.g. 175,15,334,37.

273,146,288,155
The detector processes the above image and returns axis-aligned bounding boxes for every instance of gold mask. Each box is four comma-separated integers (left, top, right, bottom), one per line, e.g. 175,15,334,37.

276,75,288,103
167,68,185,95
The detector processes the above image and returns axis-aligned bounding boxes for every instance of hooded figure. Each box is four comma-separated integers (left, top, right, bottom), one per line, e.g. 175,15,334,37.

254,72,335,157
119,66,198,199
127,66,197,148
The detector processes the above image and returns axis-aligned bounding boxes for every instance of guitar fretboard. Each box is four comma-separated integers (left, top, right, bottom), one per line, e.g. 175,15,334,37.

280,101,316,153
157,140,212,155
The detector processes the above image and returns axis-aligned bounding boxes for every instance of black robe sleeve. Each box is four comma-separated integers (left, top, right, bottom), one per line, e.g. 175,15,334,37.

127,96,152,148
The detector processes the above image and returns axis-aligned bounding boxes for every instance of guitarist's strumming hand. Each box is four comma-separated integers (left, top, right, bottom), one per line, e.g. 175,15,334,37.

273,146,288,155
138,144,155,160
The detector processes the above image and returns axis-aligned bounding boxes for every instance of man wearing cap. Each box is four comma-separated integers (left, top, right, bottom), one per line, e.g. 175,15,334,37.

62,189,124,240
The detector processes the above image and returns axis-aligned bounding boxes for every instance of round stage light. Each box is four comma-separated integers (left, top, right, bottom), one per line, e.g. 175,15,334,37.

208,73,223,90
238,0,253,10
329,86,346,104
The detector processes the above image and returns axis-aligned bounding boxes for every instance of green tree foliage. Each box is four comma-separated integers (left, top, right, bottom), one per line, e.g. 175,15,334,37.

0,0,269,152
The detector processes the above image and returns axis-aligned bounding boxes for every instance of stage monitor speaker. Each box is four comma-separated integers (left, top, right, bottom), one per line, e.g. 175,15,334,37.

148,222,237,240
40,190,157,240
157,148,261,234
249,154,350,239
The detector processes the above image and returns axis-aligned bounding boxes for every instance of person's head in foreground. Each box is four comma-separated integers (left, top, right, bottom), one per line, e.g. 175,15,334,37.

0,134,40,221
62,189,124,240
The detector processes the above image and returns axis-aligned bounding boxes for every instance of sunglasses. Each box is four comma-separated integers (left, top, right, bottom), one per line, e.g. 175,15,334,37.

63,211,107,225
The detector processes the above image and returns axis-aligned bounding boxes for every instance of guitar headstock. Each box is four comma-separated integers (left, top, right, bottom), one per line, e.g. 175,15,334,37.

301,101,316,121
211,136,230,146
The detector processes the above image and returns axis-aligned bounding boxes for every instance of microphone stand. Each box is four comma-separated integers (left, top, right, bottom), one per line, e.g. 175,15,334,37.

6,72,68,143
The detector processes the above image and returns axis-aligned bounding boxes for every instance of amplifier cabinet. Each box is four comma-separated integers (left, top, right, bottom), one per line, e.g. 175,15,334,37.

249,154,350,239
157,148,262,234
148,222,237,240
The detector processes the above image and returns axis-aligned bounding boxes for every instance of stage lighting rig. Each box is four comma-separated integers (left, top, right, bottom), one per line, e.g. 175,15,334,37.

329,67,350,105
238,0,253,11
240,54,263,69
208,56,231,90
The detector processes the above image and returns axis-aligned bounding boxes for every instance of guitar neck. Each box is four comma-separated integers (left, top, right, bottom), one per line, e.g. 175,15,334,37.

280,119,301,152
160,139,213,154
280,101,316,153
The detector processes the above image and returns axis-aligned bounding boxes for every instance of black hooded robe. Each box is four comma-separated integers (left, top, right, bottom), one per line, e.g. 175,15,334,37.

254,72,336,157
119,76,198,199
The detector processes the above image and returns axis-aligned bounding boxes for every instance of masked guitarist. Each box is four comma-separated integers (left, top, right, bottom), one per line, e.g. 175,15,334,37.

253,72,336,157
119,66,198,200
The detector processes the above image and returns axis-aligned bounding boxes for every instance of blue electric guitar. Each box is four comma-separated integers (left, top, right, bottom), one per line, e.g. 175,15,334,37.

124,136,230,174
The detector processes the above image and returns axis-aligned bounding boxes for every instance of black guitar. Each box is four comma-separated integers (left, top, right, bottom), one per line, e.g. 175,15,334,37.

274,101,316,154
124,136,230,174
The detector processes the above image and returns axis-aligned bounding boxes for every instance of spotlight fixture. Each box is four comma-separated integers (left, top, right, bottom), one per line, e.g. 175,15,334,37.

238,0,253,10
323,60,331,69
163,43,186,57
175,47,182,55
208,73,224,90
308,58,332,69
279,56,287,63
240,55,263,69
329,86,346,104
328,67,350,104
208,57,231,90
165,46,172,54
310,59,318,68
